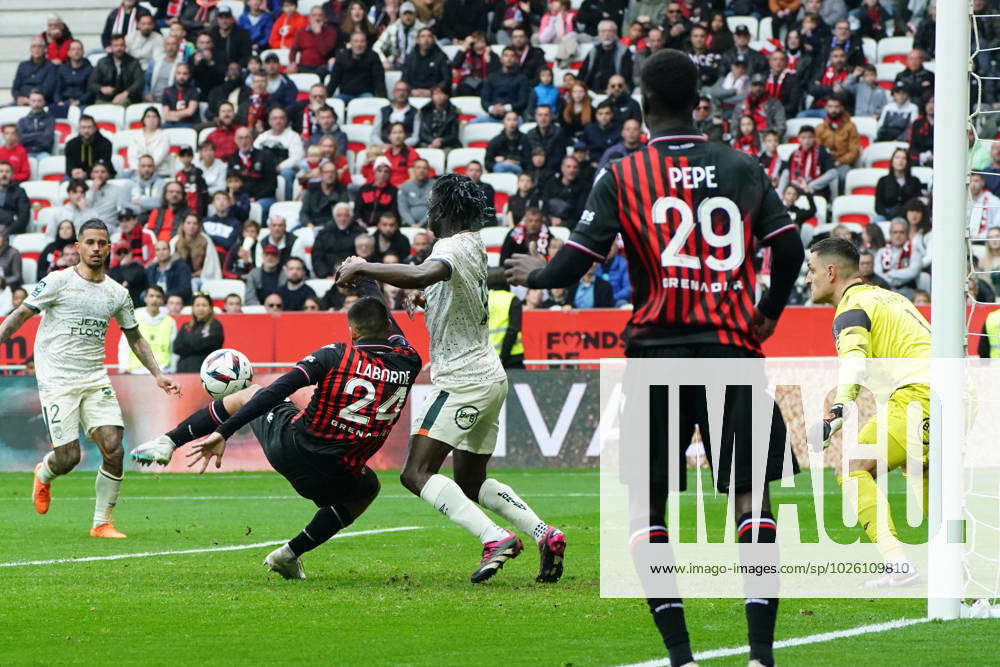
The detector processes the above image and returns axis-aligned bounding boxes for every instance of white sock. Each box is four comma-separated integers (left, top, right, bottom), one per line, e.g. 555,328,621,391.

93,468,123,527
419,474,508,544
36,453,58,484
478,478,548,544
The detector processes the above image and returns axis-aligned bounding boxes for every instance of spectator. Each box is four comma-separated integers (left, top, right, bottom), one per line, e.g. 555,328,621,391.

375,82,420,146
239,0,275,52
904,197,932,289
485,268,524,368
355,158,399,226
374,1,426,70
362,123,417,187
633,26,663,89
417,85,461,149
660,1,691,50
509,26,546,83
175,147,209,216
686,24,721,90
409,0,443,27
12,37,57,105
173,293,224,372
524,146,552,185
876,83,918,142
111,206,157,268
0,231,23,291
197,142,228,195
500,207,552,262
802,46,849,117
913,2,936,60
720,24,767,79
451,31,498,97
261,53,299,110
128,106,171,176
40,15,73,65
780,184,818,247
146,239,193,303
737,73,786,136
52,40,93,119
146,35,184,103
13,92,52,160
339,0,378,44
275,257,317,311
480,47,531,121
707,55,750,121
894,49,934,103
567,262,614,308
108,232,148,305
312,202,367,277
90,34,144,105
875,149,924,221
188,32,227,97
845,64,887,121
225,170,251,222
541,156,586,227
307,107,349,157
784,26,810,76
255,215,298,266
144,181,190,241
87,162,128,232
370,211,411,262
769,0,801,39
401,28,452,97
982,143,1000,197
38,220,77,278
857,0,889,39
786,125,837,199
211,7,252,68
327,31,387,102
858,249,891,289
237,73,278,134
981,226,1000,297
0,127,28,186
246,243,286,304
560,81,594,138
264,292,284,311
63,116,110,182
578,21,632,93
764,50,802,120
525,105,568,173
815,94,860,195
229,127,278,218
691,96,724,143
437,0,489,43
224,293,243,313
486,110,529,174
875,219,923,297
203,191,242,252
0,162,30,236
172,213,222,282
505,172,543,226
529,67,561,118
969,173,1000,240
289,85,333,143
759,130,783,190
398,158,434,226
253,108,304,201
117,285,175,372
821,19,864,69
908,95,935,167
269,0,308,50
126,14,164,67
162,63,201,128
202,103,240,163
404,230,431,266
705,12,734,55
223,219,261,279
167,22,195,60
597,117,643,171
164,294,183,315
861,223,886,255
289,6,338,74
578,103,616,167
130,155,167,213
301,162,350,228
55,180,94,235
465,160,496,212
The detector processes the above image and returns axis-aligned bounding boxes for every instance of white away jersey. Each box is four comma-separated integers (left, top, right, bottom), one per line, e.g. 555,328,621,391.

24,268,138,391
423,232,506,387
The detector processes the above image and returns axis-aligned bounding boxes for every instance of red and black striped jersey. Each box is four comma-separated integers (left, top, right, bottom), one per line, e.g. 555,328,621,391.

291,335,422,472
567,130,795,352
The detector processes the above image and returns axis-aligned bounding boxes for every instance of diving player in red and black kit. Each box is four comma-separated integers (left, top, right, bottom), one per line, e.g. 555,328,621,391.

505,50,804,667
130,258,421,580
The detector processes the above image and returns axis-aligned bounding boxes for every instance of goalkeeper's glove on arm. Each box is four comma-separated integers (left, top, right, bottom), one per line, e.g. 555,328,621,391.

808,403,844,452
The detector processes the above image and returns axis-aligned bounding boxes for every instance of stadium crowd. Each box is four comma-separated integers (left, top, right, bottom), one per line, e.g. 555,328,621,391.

1,0,999,361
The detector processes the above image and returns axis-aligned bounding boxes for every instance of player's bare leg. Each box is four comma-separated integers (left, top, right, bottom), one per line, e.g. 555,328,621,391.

89,425,127,538
32,441,81,514
454,450,566,583
401,435,521,583
131,385,262,465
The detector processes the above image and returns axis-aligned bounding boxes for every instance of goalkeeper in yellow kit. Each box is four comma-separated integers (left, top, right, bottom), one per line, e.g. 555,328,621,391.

805,237,930,587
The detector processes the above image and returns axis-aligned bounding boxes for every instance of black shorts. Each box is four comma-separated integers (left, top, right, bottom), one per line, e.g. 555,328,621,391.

251,402,380,507
626,343,799,494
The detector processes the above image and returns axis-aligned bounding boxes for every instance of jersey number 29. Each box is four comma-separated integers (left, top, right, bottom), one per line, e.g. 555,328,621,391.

652,196,745,272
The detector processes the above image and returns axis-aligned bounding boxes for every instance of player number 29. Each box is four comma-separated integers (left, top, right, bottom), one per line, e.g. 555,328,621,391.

339,378,408,426
651,196,744,272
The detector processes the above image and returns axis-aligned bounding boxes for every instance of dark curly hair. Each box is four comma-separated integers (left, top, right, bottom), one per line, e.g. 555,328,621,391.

427,173,496,238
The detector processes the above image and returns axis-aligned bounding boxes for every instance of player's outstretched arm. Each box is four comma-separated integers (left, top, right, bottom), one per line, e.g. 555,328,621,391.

504,243,596,289
122,327,181,396
336,257,451,290
0,305,36,345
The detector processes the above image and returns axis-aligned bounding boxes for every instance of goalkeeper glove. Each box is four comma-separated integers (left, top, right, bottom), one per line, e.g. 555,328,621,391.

808,403,844,451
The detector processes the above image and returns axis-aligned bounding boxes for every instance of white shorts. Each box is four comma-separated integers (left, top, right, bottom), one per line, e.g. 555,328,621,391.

412,379,508,455
38,384,125,447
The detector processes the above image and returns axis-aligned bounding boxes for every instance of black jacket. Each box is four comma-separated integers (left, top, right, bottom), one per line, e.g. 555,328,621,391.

209,25,253,67
566,276,615,308
376,104,419,144
875,174,924,219
372,230,411,262
576,0,627,36
227,149,278,201
418,102,461,148
327,48,387,98
481,70,531,115
525,125,568,173
541,173,587,226
53,60,94,106
515,45,548,84
485,130,529,171
300,182,350,228
88,53,145,104
173,319,225,373
436,0,489,41
0,185,31,235
64,132,114,179
312,220,368,278
401,45,452,92
893,67,935,103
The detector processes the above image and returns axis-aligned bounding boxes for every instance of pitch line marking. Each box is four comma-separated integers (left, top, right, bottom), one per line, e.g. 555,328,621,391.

0,526,422,568
613,616,931,666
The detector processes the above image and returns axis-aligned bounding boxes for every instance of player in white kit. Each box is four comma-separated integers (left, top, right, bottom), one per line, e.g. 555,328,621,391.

0,220,180,537
335,174,566,583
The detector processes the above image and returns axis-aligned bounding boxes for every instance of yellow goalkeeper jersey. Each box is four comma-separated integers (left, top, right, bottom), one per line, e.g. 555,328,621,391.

832,282,931,404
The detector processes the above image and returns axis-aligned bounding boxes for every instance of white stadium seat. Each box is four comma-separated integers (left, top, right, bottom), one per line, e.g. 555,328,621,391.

451,96,487,121
446,148,486,173
325,97,346,123
487,251,501,268
795,195,827,226
853,116,879,147
862,37,878,65
201,279,246,301
219,0,245,17
777,143,797,161
11,233,48,256
242,305,268,313
844,168,884,196
875,62,905,89
726,16,758,39
877,36,913,63
288,72,321,93
832,194,877,226
481,172,517,195
398,227,426,243
342,123,373,156
112,130,139,170
125,103,164,129
38,156,66,181
415,148,445,177
758,16,774,40
461,123,503,148
862,141,909,168
347,97,389,125
21,257,37,284
551,226,570,241
260,48,290,66
82,104,125,133
0,107,30,126
306,279,334,298
384,70,402,92
164,127,197,152
36,206,59,234
783,117,818,142
480,226,509,249
268,201,302,229
912,166,933,188
21,181,62,210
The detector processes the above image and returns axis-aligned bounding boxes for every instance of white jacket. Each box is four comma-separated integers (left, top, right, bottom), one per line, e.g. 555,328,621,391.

128,129,171,175
253,127,304,171
169,232,222,280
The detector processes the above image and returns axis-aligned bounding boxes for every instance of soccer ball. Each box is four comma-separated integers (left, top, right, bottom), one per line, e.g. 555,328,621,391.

200,349,253,399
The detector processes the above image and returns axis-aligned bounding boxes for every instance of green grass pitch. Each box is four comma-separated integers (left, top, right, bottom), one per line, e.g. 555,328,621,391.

1,469,997,665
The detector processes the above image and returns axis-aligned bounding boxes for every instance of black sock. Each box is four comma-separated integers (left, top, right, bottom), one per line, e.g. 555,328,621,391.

633,526,692,665
738,510,778,667
288,504,354,557
165,400,230,446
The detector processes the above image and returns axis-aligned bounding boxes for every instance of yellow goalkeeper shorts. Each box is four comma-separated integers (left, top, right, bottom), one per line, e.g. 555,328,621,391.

857,384,930,471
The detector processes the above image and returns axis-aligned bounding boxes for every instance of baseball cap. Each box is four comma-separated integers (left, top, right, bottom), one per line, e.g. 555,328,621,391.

374,156,392,170
750,72,766,85
263,243,280,255
400,1,416,13
117,205,138,219
572,139,588,151
217,6,233,17
734,25,751,36
733,54,747,66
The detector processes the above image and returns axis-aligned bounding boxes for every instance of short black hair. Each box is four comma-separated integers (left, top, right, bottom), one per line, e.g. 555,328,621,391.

177,146,194,157
146,284,165,297
641,49,699,117
811,237,859,270
79,219,110,237
798,124,816,135
347,296,391,339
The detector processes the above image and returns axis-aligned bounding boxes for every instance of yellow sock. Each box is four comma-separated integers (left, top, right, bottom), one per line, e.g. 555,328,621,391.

839,470,903,561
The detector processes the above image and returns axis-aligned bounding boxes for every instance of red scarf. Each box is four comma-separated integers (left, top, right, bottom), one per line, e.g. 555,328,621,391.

742,94,769,131
734,133,759,155
112,5,139,35
789,145,821,182
165,0,183,18
761,150,782,180
867,7,883,33
459,50,490,82
766,69,789,99
511,223,550,257
301,107,312,141
824,112,842,130
248,92,269,128
785,50,801,72
820,65,846,87
194,0,219,23
880,241,913,271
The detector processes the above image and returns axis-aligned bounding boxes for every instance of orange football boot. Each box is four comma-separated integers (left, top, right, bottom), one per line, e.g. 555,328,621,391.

32,463,51,514
90,522,127,538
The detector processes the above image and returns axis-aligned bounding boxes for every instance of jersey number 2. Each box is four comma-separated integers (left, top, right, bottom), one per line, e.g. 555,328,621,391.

651,196,745,272
339,378,408,426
